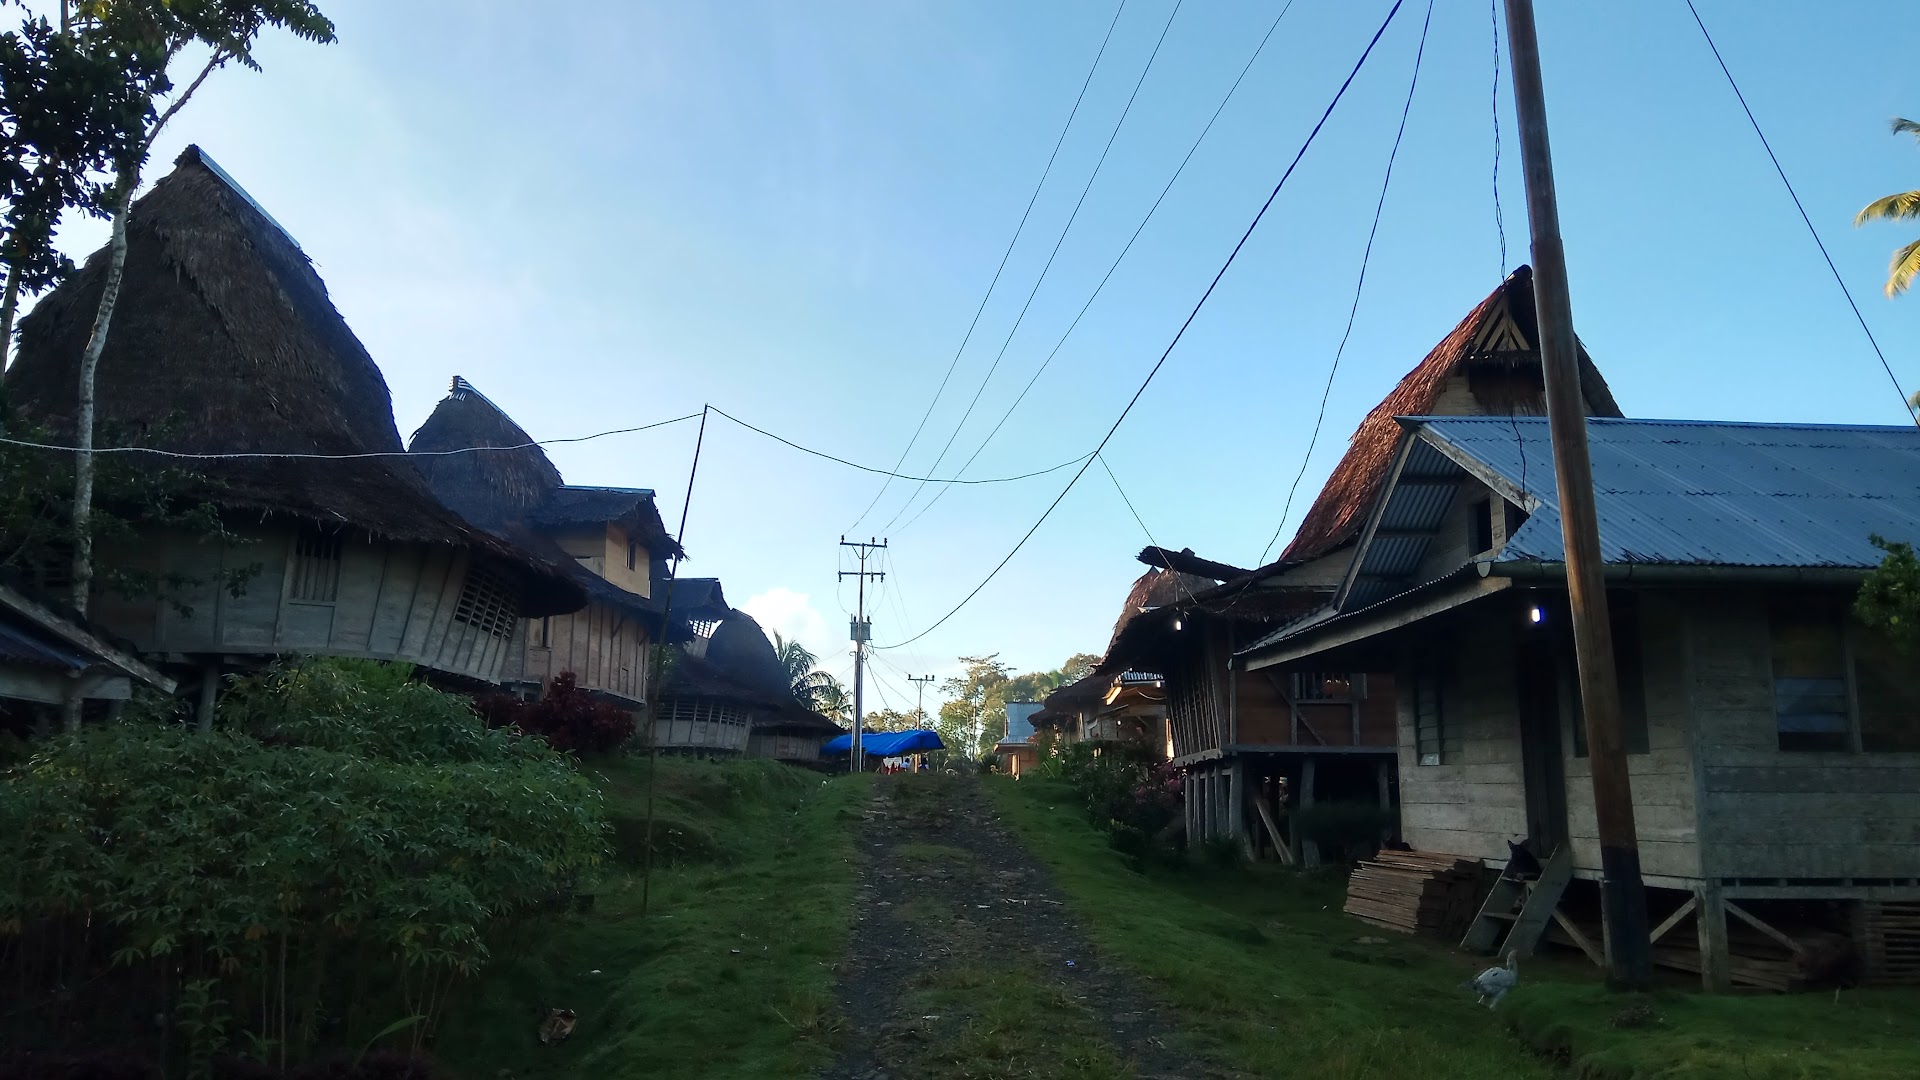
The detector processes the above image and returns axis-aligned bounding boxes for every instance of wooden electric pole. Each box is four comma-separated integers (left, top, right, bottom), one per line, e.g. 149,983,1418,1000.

1502,0,1652,985
839,537,886,773
908,673,935,728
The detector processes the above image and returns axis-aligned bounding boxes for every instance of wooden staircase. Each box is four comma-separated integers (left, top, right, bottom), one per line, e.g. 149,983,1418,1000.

1461,845,1572,957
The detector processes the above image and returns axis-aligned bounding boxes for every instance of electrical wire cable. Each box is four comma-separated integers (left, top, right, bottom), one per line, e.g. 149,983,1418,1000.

1255,0,1433,567
882,0,1186,532
875,0,1410,651
1491,0,1507,274
708,406,1093,483
847,0,1131,532
1683,0,1914,421
0,413,702,459
1096,451,1199,606
894,0,1300,535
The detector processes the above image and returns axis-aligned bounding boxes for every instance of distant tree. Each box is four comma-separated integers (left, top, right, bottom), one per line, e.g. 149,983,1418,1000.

1856,535,1920,654
1856,118,1920,299
771,631,849,721
936,655,1012,759
861,707,917,733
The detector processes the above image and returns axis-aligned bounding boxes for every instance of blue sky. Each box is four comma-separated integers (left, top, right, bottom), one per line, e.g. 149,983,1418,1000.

39,0,1920,705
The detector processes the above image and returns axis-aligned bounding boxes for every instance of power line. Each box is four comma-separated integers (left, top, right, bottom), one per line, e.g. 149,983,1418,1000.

1491,0,1506,274
0,412,702,460
708,406,1092,483
876,0,1411,651
895,0,1300,535
1682,0,1914,421
1256,0,1433,566
847,0,1131,532
1096,451,1199,607
883,0,1186,532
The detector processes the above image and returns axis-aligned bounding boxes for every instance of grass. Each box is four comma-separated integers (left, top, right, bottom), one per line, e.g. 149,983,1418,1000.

434,757,867,1079
988,776,1920,1080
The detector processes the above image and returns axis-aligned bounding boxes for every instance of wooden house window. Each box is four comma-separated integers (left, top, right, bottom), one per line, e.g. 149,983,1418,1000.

453,564,519,639
627,540,639,571
1770,607,1851,752
290,528,342,603
538,616,551,648
1414,666,1449,766
1291,672,1362,703
1470,498,1493,554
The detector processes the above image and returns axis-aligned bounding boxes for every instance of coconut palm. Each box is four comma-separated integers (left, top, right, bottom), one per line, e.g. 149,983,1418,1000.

771,632,850,722
1855,118,1920,298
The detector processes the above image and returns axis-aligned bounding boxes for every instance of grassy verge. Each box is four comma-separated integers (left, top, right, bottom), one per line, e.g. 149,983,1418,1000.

989,776,1920,1080
435,757,867,1079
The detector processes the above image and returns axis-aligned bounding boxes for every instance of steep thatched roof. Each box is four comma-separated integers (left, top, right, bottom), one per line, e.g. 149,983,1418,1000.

409,377,682,558
661,607,836,733
5,146,581,615
1281,266,1622,564
1094,567,1213,674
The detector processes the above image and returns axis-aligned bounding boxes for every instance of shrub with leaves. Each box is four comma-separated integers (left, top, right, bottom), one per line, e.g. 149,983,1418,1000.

471,671,635,754
0,658,607,1067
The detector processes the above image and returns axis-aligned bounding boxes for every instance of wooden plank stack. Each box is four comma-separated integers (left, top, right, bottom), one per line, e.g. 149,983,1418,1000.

1343,849,1480,940
1863,901,1920,986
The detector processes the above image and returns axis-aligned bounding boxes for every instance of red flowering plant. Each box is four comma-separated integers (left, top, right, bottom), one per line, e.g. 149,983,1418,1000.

473,672,635,754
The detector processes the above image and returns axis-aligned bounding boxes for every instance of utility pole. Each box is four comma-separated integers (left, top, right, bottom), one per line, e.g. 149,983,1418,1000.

908,674,935,728
839,537,887,773
1502,0,1651,985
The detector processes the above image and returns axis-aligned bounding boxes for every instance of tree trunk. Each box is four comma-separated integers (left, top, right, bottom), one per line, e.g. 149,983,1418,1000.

60,173,133,734
0,262,22,373
70,170,136,617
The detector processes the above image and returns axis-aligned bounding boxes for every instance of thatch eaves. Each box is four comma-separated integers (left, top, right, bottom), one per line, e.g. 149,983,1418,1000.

5,146,582,616
1280,266,1622,564
1136,546,1250,582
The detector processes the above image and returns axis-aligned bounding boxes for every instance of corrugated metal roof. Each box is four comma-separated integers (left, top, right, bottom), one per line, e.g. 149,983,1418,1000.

1416,417,1920,568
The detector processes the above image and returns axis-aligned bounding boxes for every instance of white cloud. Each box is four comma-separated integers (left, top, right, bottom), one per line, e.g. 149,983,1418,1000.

742,587,840,671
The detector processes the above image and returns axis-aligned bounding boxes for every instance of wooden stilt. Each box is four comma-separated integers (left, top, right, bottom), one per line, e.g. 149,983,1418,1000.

1300,756,1321,869
1697,884,1731,992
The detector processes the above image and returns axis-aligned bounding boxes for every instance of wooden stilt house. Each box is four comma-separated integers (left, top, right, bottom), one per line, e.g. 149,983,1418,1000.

2,147,582,710
409,376,679,709
1239,417,1920,989
1094,267,1623,863
659,606,843,764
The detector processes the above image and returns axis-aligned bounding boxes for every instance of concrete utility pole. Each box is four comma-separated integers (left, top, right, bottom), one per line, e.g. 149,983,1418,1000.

1502,0,1651,985
908,674,935,728
839,537,886,773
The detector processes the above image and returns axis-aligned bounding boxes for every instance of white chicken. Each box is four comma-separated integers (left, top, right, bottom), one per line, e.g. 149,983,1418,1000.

1469,950,1520,1008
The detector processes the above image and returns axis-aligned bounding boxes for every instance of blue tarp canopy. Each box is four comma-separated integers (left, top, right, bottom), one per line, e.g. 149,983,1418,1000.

821,729,944,757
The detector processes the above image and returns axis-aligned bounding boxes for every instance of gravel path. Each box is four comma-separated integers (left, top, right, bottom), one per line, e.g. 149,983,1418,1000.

821,773,1221,1080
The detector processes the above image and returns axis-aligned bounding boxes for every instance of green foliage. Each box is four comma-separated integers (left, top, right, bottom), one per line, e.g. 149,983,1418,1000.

0,657,607,1065
0,407,257,614
1856,534,1920,653
862,706,918,732
472,671,636,754
1854,118,1920,298
434,758,866,1079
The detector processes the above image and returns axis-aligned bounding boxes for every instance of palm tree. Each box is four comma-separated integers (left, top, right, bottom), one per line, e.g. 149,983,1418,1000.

1855,118,1920,298
771,631,850,722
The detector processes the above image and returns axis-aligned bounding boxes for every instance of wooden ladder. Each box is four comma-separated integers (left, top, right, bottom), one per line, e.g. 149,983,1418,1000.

1460,846,1572,957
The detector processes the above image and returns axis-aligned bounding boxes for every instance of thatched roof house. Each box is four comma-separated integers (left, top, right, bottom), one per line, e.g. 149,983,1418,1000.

661,607,842,764
409,376,683,705
3,146,581,692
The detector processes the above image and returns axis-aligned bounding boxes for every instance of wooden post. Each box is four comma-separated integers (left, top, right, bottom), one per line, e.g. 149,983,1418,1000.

1503,0,1651,986
1376,758,1393,846
195,659,220,733
1299,756,1321,868
1696,883,1730,992
1228,757,1247,840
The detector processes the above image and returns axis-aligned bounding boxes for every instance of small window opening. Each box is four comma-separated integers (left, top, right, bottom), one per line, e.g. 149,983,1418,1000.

291,528,343,603
453,564,520,639
1504,501,1529,544
1771,605,1851,752
1470,498,1493,554
627,540,639,571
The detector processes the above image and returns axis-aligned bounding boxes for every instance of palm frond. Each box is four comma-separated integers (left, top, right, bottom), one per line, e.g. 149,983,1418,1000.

1855,189,1920,226
1893,117,1920,140
1887,237,1920,297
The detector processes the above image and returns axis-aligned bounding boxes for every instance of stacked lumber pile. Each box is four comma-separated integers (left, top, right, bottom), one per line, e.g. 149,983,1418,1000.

1343,849,1479,939
1863,901,1920,986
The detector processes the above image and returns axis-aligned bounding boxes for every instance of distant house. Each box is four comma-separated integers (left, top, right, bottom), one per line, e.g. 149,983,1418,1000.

409,376,680,710
1093,267,1622,862
995,700,1042,777
2,147,581,715
1238,417,1920,988
658,606,842,765
0,580,174,727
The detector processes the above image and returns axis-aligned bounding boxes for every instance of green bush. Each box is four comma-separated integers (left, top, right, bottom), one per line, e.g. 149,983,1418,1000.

0,658,608,1068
